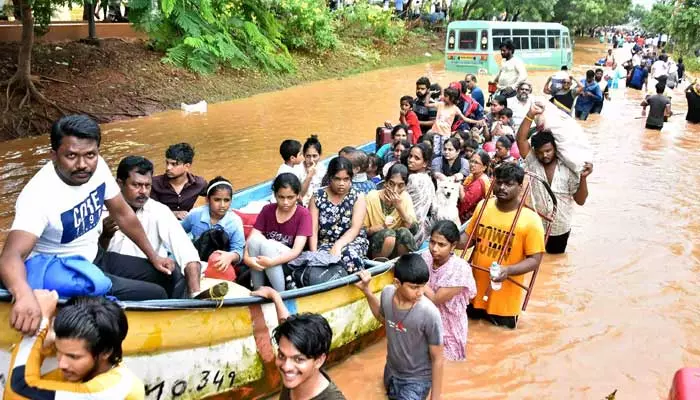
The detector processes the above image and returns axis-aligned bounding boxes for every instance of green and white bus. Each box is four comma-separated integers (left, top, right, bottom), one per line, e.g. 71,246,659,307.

445,21,573,75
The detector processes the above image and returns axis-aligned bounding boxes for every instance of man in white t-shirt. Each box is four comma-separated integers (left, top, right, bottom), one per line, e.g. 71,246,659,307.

0,115,174,335
490,39,528,99
98,155,203,298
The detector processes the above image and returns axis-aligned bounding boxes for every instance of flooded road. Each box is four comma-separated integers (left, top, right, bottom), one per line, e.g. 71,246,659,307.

1,40,699,398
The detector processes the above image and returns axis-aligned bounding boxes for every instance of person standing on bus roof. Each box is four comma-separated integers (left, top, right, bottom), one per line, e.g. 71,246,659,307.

489,40,527,99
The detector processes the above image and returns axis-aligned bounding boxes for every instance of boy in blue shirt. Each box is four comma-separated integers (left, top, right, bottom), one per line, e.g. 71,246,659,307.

356,253,444,400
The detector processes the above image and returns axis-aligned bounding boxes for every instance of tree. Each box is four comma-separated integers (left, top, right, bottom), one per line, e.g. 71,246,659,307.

626,3,648,23
3,0,73,112
641,1,672,35
669,0,700,53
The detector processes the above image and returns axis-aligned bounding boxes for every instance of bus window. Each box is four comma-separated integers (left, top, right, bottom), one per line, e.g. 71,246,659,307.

458,31,477,50
563,36,571,49
492,37,510,50
512,37,529,50
547,29,561,36
548,37,561,49
531,37,546,49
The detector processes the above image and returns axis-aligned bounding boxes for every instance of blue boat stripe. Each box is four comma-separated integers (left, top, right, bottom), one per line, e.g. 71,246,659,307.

284,299,298,315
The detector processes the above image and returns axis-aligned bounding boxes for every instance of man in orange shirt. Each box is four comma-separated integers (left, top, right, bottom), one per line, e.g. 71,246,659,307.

465,163,545,329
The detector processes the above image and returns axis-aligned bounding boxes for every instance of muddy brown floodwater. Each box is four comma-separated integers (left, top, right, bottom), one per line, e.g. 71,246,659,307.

1,40,699,399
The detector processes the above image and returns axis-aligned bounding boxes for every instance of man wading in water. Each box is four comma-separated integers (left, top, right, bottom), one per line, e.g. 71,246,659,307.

517,102,593,254
465,164,545,329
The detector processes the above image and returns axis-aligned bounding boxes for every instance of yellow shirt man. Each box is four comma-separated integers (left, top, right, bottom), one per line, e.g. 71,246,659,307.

466,198,545,317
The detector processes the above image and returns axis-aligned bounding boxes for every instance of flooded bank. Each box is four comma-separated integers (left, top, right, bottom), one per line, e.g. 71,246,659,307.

1,40,699,398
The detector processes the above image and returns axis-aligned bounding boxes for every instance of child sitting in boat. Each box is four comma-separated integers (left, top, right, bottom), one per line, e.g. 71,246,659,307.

355,253,444,399
364,164,418,259
277,139,304,181
244,173,312,292
347,151,376,194
381,139,410,178
309,157,369,274
422,221,477,361
299,135,326,207
366,153,383,184
251,286,347,399
181,177,245,282
384,96,421,145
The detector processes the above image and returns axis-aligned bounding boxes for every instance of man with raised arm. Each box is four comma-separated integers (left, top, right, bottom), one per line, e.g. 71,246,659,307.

516,102,592,254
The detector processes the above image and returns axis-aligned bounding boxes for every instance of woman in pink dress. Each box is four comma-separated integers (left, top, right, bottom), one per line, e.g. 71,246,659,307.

422,220,477,361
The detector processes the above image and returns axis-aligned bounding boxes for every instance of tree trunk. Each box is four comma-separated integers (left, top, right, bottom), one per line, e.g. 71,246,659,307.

16,0,33,86
4,0,54,111
87,2,97,40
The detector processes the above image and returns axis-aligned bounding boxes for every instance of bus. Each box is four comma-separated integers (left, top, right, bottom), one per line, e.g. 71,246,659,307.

445,21,573,76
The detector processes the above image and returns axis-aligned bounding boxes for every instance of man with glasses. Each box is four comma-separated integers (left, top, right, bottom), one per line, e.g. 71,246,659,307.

507,82,534,129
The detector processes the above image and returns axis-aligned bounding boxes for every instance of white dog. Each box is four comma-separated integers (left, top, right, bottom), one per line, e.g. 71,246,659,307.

432,179,461,227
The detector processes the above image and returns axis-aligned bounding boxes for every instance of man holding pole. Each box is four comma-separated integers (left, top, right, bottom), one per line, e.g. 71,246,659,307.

464,163,545,329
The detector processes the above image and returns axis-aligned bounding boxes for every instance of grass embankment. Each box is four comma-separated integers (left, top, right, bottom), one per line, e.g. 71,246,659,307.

0,30,443,141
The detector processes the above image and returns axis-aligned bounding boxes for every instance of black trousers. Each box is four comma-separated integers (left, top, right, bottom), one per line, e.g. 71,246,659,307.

546,230,571,254
94,251,186,300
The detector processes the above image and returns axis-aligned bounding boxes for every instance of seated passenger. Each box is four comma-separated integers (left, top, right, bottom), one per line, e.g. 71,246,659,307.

150,142,207,220
244,173,312,291
7,290,144,400
366,153,384,184
347,151,377,194
431,137,469,182
458,150,491,223
376,125,408,163
406,143,436,246
488,136,517,176
277,139,304,181
0,115,174,326
381,139,410,178
309,157,369,274
364,164,418,259
299,135,327,207
98,156,202,297
181,177,245,281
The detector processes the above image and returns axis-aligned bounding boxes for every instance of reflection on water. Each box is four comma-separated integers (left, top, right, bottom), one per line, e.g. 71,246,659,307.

0,40,699,398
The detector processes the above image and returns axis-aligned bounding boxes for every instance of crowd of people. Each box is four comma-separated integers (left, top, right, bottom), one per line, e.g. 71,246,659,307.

3,35,698,400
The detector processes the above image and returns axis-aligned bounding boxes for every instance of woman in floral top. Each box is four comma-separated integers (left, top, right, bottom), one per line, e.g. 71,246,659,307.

309,157,369,273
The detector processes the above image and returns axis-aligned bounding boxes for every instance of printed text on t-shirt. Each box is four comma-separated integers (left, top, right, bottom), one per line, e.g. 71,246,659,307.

60,183,106,244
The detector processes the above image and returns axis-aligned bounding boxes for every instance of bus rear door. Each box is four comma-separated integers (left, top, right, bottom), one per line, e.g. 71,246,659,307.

446,27,489,74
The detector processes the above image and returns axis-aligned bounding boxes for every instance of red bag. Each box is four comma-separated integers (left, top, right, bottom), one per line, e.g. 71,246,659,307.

204,251,236,281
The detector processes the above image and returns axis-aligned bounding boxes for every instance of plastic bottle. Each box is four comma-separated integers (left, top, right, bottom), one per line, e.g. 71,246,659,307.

489,261,502,291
